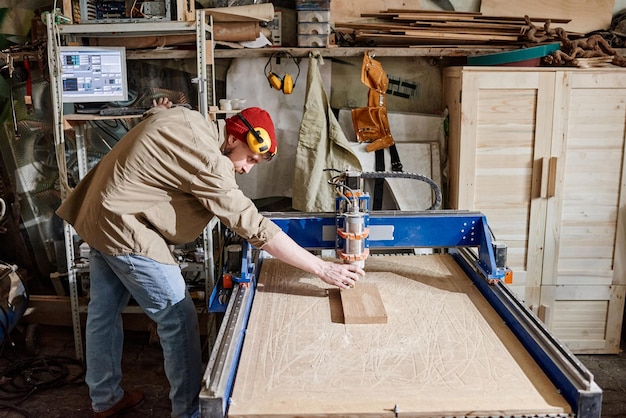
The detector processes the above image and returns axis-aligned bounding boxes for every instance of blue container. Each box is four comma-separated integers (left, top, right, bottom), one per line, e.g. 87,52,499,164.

0,264,28,345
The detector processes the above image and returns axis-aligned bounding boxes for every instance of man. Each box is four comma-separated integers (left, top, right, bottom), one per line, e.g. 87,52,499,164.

56,98,364,418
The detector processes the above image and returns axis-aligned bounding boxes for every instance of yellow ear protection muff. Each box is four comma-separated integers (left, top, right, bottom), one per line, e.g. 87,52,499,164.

236,113,272,156
264,51,300,95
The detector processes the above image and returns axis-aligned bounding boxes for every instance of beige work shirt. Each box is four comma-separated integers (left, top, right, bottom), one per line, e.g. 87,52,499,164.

56,106,281,265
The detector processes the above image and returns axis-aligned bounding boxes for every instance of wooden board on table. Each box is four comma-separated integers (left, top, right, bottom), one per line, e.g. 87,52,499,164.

227,255,572,417
480,0,615,34
340,283,388,324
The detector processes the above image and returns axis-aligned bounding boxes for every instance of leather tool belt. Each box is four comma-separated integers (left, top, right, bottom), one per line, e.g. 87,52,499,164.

351,53,395,152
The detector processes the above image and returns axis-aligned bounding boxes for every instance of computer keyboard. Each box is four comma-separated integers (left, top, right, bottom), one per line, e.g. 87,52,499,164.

99,107,148,116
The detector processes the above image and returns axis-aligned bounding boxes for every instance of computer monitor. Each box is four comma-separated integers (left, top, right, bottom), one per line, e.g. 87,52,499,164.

59,46,128,103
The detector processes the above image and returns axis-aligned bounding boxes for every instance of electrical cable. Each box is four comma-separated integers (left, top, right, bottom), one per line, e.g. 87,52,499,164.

0,400,31,418
130,0,140,18
0,50,20,140
359,171,442,210
48,6,72,198
92,118,119,129
0,356,85,404
89,119,123,150
326,169,443,210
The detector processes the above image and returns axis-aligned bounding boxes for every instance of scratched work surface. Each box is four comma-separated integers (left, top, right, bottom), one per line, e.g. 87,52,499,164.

228,255,571,417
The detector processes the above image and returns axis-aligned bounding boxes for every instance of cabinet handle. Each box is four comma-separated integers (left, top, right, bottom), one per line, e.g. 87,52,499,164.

540,157,549,198
540,157,558,199
547,157,558,198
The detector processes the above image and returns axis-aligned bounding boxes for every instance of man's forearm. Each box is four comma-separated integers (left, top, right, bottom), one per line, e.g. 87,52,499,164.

260,231,326,277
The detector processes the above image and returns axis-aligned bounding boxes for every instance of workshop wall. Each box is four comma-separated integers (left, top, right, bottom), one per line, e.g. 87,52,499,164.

3,0,626,287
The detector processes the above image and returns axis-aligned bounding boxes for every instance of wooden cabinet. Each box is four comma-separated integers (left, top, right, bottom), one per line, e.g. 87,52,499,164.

443,66,626,354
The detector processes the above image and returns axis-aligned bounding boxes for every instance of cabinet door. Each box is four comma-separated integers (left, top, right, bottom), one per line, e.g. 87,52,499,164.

444,69,557,306
539,71,626,353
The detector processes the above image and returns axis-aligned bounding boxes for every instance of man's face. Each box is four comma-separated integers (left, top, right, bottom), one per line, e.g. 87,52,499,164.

223,135,265,174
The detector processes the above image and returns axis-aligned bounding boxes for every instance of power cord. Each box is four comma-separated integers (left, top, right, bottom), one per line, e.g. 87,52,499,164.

0,400,30,418
0,355,85,417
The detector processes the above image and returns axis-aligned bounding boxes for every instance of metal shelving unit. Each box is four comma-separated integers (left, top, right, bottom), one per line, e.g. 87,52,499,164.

46,10,217,360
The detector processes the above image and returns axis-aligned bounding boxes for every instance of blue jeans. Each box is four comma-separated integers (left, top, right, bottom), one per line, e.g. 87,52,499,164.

87,249,201,418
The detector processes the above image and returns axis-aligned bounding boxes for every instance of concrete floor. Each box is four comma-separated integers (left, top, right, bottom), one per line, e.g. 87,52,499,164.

0,324,624,418
0,325,173,418
578,346,626,418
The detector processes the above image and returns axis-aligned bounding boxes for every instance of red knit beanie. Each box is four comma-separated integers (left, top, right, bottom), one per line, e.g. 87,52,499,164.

225,107,277,155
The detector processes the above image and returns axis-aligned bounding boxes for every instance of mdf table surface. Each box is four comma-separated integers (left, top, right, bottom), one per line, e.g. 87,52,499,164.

227,255,571,417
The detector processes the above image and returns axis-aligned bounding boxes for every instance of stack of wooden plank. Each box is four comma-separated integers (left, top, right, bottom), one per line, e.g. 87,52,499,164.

335,9,575,48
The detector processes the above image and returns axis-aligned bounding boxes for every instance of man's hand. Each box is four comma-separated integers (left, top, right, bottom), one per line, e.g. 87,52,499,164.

262,231,366,289
152,97,172,109
318,261,364,289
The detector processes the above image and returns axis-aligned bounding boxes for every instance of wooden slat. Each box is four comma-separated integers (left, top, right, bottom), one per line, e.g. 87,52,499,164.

336,22,523,35
336,22,425,32
419,21,526,30
23,295,213,334
385,9,481,15
340,283,388,324
410,26,524,35
472,15,571,24
398,29,518,41
354,33,517,46
391,15,570,24
393,14,485,22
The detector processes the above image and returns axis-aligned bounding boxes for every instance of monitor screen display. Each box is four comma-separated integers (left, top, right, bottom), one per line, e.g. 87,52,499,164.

59,46,128,103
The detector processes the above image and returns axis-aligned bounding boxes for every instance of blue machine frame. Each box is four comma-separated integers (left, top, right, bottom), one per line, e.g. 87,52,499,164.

200,210,601,418
269,210,506,281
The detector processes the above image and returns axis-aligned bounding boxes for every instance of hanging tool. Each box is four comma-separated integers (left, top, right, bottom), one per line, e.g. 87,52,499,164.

23,56,33,114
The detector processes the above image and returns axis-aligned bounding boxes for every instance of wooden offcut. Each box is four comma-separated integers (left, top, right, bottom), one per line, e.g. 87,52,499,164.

340,283,387,324
175,0,195,22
